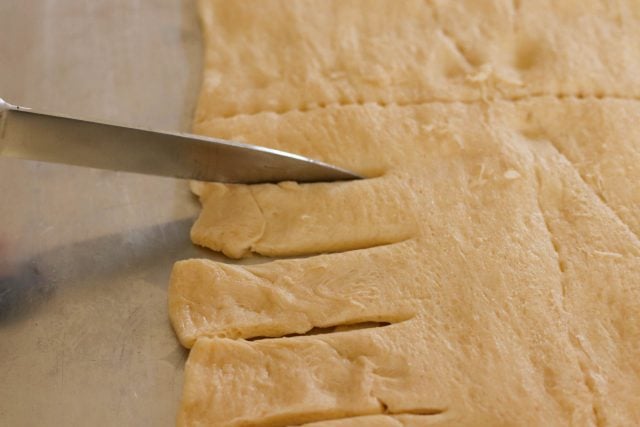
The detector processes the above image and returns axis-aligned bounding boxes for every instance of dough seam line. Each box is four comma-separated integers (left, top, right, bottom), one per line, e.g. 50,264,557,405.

542,137,640,245
530,145,611,427
196,93,640,121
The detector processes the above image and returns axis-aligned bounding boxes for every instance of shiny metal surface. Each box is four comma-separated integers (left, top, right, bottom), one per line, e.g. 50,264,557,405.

0,105,360,183
0,1,220,425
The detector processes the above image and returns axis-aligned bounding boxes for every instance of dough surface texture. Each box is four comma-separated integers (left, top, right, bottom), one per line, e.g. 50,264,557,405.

170,1,640,426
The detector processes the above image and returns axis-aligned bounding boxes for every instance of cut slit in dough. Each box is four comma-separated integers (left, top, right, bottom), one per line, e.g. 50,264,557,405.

170,1,640,426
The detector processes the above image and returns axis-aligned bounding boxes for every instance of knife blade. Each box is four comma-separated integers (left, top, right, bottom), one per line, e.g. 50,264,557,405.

0,99,361,184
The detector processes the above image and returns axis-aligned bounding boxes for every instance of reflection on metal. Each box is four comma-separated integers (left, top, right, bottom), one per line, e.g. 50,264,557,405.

0,103,361,184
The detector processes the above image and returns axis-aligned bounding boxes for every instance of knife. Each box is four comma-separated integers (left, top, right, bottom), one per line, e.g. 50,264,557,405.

0,98,360,184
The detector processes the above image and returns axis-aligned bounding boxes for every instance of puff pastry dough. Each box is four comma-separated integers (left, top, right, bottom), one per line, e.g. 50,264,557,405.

170,1,640,425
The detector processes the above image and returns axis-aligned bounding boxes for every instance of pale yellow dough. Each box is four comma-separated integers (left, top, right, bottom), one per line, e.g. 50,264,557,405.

194,0,640,119
170,1,640,426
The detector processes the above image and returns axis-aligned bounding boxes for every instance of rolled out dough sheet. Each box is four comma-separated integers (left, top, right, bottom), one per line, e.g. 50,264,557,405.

193,0,640,119
170,1,640,426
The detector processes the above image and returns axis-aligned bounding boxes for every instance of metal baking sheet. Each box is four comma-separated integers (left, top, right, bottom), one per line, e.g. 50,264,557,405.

0,1,220,425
